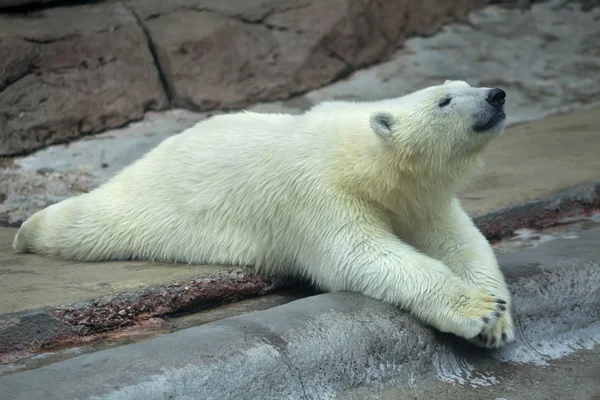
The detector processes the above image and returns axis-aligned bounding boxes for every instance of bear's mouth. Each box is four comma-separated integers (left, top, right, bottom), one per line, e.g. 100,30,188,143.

473,111,506,133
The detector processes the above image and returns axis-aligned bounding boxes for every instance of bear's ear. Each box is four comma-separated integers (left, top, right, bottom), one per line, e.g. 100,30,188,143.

370,112,396,141
444,79,452,84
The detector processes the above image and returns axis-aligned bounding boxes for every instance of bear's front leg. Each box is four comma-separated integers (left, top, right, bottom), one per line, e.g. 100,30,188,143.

305,218,507,342
408,198,515,348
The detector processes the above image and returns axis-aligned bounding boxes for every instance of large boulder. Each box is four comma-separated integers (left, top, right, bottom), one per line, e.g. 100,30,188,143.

131,0,486,109
0,0,486,156
0,2,169,156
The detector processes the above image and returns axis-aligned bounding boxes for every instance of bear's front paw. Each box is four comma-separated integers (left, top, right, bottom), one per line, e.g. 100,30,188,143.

445,290,508,341
471,310,515,349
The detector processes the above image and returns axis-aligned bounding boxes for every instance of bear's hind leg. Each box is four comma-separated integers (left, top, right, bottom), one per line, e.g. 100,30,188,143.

13,197,81,258
13,192,136,262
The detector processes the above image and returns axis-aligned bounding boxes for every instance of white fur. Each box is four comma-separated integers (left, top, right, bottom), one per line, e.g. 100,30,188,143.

14,80,514,347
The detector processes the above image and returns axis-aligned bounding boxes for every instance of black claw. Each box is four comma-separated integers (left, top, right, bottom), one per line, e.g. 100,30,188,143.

496,299,507,305
482,317,489,324
478,334,485,341
498,305,506,311
502,333,507,342
496,312,502,318
490,336,496,346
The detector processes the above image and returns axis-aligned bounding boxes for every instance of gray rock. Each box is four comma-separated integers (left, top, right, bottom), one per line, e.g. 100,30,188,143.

0,0,487,156
130,0,485,110
0,2,169,156
299,1,600,127
1,227,599,400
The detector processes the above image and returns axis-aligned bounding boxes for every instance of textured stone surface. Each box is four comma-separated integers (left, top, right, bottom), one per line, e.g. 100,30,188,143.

1,2,600,225
0,268,284,360
0,2,169,156
0,0,486,155
0,0,54,8
130,0,485,110
0,109,205,227
1,227,599,399
295,1,600,125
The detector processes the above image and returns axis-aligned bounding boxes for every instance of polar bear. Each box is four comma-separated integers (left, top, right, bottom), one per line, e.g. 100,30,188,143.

14,80,513,348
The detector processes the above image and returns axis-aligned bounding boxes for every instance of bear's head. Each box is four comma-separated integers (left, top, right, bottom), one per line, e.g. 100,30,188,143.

370,80,507,169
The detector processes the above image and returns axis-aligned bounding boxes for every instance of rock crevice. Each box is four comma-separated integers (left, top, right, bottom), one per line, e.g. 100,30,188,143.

128,6,175,107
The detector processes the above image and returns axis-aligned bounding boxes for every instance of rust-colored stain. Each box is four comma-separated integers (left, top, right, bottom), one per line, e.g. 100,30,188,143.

475,182,600,242
51,269,278,330
0,269,283,362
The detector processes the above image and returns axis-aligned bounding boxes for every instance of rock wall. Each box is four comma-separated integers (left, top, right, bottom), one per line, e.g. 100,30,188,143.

0,0,487,156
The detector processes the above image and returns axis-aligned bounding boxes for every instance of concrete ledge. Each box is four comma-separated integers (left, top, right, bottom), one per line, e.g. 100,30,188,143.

0,269,283,360
1,181,599,361
474,181,600,240
2,227,599,400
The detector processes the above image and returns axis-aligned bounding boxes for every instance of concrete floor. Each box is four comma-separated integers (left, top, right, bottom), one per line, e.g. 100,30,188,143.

0,227,231,313
462,105,600,214
339,346,600,400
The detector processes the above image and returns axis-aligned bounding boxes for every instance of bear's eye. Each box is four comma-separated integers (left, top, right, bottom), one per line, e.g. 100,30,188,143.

438,97,452,107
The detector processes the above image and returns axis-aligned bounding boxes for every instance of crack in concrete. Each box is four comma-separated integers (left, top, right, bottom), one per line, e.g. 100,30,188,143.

21,34,81,44
127,6,174,108
0,48,39,93
321,42,353,72
0,68,30,94
363,0,396,46
281,354,311,400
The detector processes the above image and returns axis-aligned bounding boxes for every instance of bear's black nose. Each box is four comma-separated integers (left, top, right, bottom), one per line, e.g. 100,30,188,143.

486,88,506,109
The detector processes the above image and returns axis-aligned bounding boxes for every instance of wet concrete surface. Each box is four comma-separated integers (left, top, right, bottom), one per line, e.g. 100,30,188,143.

463,106,600,214
0,289,312,376
2,216,599,379
0,226,239,313
338,346,600,400
0,267,283,362
169,288,315,331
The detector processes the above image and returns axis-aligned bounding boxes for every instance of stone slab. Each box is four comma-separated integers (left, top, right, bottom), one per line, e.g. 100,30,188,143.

1,226,599,399
0,2,169,156
0,228,244,314
130,0,485,110
463,106,600,215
